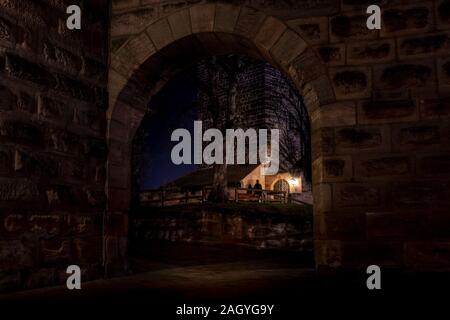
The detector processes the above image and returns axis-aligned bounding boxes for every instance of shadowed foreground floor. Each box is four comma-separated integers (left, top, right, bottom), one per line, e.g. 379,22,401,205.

1,243,449,317
0,244,317,301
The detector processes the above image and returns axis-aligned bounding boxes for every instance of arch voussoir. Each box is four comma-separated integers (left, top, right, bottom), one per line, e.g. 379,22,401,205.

111,50,139,79
108,69,128,111
190,3,216,33
270,29,308,68
167,8,192,40
123,32,156,65
254,16,287,52
214,3,241,33
233,6,267,40
145,18,174,50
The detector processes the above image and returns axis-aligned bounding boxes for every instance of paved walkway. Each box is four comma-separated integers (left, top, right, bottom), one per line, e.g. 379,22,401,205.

1,243,447,317
1,244,316,302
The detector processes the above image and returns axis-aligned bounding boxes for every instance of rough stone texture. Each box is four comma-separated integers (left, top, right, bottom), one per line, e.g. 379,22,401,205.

106,0,450,276
133,205,313,253
103,0,450,271
317,44,345,66
287,17,329,45
374,62,436,90
190,4,215,34
270,30,307,66
313,156,353,183
1,0,449,292
311,102,356,128
255,16,286,51
0,0,108,292
330,67,372,100
381,3,433,37
330,10,380,42
358,100,419,124
347,40,395,65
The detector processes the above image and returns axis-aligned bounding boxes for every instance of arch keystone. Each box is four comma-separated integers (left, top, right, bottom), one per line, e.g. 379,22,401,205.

234,6,266,39
214,3,241,33
190,3,216,33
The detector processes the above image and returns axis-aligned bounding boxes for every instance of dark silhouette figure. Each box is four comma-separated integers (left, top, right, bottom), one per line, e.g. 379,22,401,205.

254,180,263,199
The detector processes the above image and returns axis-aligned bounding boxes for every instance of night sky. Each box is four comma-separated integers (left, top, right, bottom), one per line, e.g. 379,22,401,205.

135,68,198,191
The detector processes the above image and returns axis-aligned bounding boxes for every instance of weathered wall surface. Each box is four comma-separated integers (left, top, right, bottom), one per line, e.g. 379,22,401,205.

2,0,449,293
132,204,313,253
0,0,109,292
109,0,450,274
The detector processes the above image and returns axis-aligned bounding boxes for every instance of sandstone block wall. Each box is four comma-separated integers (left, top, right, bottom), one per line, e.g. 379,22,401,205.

1,0,449,293
109,0,450,275
0,0,109,292
132,204,313,253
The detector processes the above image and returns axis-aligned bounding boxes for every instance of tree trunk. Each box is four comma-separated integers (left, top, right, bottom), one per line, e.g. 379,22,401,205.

204,56,241,204
208,163,228,203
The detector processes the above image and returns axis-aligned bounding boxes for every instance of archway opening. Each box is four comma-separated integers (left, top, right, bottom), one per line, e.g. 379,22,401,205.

127,54,314,287
106,15,335,277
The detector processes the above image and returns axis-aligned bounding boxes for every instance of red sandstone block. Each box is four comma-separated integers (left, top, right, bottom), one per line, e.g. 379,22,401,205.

347,39,395,65
391,123,441,152
334,125,390,154
313,156,353,183
373,60,436,91
419,95,450,119
381,2,434,38
330,11,378,42
329,67,372,100
316,44,345,66
334,183,381,208
354,154,412,179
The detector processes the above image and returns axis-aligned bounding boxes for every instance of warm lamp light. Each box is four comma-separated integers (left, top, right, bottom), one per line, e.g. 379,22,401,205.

288,178,299,186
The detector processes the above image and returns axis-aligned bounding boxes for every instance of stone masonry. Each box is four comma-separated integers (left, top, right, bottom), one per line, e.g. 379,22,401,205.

108,0,450,276
0,0,108,292
1,0,450,292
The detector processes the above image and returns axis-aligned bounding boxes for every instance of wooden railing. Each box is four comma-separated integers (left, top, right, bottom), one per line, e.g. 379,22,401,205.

234,187,288,204
140,188,204,207
140,187,289,207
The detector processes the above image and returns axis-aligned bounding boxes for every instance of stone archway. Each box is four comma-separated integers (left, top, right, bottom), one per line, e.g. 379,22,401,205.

105,3,336,275
106,0,450,276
